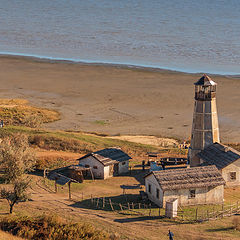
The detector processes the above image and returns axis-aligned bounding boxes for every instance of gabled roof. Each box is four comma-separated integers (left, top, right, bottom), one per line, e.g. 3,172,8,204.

194,74,217,86
198,142,240,170
78,148,131,166
145,166,225,191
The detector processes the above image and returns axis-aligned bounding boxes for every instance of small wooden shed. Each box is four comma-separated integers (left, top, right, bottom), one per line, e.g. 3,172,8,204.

78,148,131,179
144,166,225,207
198,142,240,187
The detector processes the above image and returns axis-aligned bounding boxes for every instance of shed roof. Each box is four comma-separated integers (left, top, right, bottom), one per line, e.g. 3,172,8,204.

48,172,74,185
78,148,131,166
198,142,240,170
194,74,217,86
146,166,225,191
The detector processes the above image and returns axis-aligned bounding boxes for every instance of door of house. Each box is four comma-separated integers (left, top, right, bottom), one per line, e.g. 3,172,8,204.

113,163,119,176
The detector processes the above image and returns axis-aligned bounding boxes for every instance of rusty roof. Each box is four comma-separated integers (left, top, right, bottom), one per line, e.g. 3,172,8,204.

194,74,217,86
146,166,225,191
78,148,131,166
199,142,240,169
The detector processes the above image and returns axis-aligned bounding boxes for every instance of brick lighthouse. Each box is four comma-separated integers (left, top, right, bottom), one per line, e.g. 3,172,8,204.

188,74,220,167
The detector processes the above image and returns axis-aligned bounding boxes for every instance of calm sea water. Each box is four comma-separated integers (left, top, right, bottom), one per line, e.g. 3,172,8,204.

0,0,239,74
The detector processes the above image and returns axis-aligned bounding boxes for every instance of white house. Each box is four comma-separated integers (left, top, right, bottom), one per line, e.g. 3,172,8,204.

144,166,225,207
198,142,240,187
78,148,131,179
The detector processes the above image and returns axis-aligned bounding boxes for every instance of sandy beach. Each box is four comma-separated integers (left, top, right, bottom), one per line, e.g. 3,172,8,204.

0,55,239,142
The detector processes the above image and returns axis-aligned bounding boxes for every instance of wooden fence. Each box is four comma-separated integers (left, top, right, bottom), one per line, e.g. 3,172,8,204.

90,196,240,222
42,178,240,222
91,196,162,216
177,201,240,222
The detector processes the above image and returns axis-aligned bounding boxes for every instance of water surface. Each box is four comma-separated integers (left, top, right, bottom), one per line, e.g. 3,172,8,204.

0,0,239,74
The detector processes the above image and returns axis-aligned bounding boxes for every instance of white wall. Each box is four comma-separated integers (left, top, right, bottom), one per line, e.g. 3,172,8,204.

104,165,111,179
145,173,224,208
163,185,224,207
221,159,240,187
79,156,105,179
118,160,129,174
145,174,163,207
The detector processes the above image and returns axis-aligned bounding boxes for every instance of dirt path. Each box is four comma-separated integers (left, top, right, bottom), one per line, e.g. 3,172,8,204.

20,177,239,240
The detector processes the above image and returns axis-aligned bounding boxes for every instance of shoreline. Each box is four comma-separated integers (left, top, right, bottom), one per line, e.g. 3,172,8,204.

0,52,240,77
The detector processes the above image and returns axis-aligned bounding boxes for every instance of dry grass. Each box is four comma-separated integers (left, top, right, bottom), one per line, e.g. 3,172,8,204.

35,150,79,169
228,143,240,152
0,215,114,240
0,99,60,127
0,230,24,240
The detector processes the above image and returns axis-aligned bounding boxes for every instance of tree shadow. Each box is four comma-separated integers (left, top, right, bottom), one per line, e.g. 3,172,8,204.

114,216,163,223
206,227,234,232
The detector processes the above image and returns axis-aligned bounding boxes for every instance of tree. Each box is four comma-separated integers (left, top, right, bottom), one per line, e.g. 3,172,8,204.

0,178,29,213
0,134,36,183
0,134,36,213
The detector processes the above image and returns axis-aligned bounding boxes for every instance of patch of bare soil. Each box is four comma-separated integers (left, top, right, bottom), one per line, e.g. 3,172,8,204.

107,135,179,147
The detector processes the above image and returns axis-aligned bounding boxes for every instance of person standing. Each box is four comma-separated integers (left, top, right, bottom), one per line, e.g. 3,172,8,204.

168,230,174,240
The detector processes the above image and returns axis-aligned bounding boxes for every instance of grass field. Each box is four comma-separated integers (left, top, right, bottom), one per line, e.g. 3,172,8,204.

0,98,60,128
0,230,24,240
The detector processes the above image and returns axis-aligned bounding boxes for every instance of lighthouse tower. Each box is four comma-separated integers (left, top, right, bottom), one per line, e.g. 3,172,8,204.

188,74,220,167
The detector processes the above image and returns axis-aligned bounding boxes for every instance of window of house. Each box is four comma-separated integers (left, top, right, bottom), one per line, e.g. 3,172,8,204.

156,188,159,199
148,184,152,194
93,166,98,169
189,189,196,199
230,172,236,181
85,164,90,168
122,162,126,165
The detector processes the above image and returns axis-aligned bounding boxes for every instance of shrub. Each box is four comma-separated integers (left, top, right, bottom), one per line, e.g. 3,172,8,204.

0,215,115,240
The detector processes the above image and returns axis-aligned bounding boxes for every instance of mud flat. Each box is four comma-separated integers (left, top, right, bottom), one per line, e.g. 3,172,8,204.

0,55,239,142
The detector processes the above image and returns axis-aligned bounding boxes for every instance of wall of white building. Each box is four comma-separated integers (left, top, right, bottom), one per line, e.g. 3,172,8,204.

79,156,107,179
145,174,163,207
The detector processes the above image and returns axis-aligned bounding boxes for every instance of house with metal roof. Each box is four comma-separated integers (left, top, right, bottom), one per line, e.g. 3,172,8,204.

198,142,240,187
144,166,225,207
78,148,131,179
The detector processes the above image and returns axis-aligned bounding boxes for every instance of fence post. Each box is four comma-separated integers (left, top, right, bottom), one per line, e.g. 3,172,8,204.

109,199,114,211
195,208,198,221
149,204,151,216
103,197,105,209
55,180,58,193
128,202,130,210
139,203,141,209
96,198,99,208
91,195,93,204
68,181,71,200
119,203,123,211
222,204,224,218
132,202,134,209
